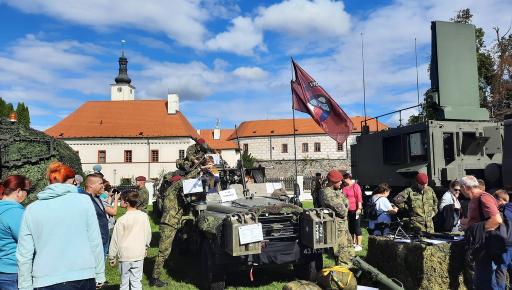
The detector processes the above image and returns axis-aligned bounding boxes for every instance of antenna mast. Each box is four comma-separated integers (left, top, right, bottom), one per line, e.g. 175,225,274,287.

415,38,420,106
361,33,367,127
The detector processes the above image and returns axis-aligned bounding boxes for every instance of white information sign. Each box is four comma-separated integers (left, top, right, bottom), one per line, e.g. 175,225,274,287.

218,189,238,203
238,223,263,245
265,182,283,194
206,154,221,165
182,178,203,194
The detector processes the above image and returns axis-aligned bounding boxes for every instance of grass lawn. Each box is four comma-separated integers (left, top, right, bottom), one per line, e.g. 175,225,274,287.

104,202,369,289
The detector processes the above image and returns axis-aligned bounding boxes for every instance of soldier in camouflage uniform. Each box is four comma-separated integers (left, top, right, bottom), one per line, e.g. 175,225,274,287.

319,169,354,267
150,174,184,287
176,138,208,174
135,176,149,213
393,172,438,234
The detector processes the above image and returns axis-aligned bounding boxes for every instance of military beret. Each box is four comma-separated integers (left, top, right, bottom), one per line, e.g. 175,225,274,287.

135,176,146,181
170,175,182,182
327,170,343,183
197,138,206,144
416,172,428,185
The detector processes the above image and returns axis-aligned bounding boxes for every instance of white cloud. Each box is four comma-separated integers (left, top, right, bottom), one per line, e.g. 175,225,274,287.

2,0,209,49
232,66,268,80
255,0,351,38
206,16,265,56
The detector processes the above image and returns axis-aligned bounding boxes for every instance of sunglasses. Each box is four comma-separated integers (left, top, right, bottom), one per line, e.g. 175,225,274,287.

453,188,461,191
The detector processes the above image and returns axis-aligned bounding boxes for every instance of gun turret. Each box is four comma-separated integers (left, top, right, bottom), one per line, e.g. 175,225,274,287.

352,256,404,290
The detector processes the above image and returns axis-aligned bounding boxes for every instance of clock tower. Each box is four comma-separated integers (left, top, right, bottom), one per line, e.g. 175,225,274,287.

111,51,135,101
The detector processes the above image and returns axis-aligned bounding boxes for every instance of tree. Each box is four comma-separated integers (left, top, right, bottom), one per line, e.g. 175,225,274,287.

16,102,30,127
240,150,256,168
490,28,512,119
0,97,14,118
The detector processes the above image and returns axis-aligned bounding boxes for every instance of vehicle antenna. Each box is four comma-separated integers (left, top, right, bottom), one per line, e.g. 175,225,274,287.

361,32,367,127
234,124,248,195
415,38,420,107
291,58,300,206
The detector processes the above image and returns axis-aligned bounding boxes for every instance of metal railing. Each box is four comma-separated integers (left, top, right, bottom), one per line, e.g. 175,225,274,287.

360,104,422,133
266,176,314,191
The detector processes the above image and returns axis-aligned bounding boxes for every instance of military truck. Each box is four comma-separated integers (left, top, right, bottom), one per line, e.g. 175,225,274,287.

157,170,337,290
0,116,82,200
351,21,508,192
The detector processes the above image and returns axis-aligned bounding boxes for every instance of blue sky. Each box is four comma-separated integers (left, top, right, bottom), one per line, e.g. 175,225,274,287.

0,0,511,131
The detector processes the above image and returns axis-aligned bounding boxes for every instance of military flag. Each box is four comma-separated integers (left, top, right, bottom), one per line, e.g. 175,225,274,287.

291,60,353,143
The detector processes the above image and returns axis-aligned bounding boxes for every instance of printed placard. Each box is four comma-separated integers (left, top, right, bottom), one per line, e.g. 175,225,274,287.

182,178,203,194
265,182,283,193
218,188,238,203
238,223,263,245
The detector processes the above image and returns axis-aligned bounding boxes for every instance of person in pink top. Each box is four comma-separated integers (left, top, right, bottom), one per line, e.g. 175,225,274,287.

342,172,363,251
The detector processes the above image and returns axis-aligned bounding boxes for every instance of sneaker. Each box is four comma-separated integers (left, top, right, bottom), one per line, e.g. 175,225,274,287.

149,278,168,287
354,245,363,252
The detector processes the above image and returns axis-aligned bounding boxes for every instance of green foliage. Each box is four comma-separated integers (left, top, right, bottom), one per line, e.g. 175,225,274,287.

0,98,14,118
120,177,133,186
16,102,30,128
241,150,257,168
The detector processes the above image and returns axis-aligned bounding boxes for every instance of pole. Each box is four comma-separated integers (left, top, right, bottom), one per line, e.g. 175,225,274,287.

415,38,420,106
234,125,248,194
291,59,300,206
361,32,367,127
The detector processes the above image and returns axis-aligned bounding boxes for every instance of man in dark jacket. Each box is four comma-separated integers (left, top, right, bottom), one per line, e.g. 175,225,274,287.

84,173,109,256
495,190,512,289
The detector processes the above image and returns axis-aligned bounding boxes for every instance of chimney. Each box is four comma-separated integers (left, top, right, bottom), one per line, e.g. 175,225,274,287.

167,93,180,114
213,118,221,140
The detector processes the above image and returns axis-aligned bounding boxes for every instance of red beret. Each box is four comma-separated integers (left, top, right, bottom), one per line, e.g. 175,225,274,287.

135,176,146,181
327,170,343,183
197,138,206,144
170,175,182,182
416,172,428,185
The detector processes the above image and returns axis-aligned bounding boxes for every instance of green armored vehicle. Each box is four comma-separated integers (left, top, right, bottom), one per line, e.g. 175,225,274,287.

158,172,337,290
0,116,82,199
351,21,507,191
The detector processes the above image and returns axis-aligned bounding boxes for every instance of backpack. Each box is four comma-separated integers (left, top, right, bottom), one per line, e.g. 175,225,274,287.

365,196,382,220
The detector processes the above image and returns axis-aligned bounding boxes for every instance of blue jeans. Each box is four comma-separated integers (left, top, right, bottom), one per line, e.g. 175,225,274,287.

0,272,18,290
494,246,512,290
475,253,505,290
35,278,96,290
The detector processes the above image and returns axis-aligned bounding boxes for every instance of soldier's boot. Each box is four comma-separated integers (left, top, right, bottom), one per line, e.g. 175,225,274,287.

149,278,168,287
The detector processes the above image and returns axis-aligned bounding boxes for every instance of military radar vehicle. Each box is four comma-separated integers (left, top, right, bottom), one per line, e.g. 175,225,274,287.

157,169,337,290
0,116,82,200
351,21,507,191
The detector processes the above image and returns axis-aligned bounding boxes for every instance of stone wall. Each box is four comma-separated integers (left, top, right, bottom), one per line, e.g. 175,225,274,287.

256,159,351,179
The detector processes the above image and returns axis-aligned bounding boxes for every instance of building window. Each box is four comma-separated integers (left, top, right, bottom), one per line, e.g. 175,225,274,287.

302,143,309,152
243,143,249,152
124,150,132,163
282,144,288,153
314,142,321,152
337,142,344,152
98,150,106,163
151,150,159,162
117,87,122,92
179,150,185,160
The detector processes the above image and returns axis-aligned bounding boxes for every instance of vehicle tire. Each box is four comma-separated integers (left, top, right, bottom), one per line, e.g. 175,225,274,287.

294,253,323,282
200,240,225,290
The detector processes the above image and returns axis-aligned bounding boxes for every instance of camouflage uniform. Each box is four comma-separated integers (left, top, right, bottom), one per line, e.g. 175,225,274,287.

395,185,438,233
319,186,354,267
176,144,206,174
152,181,184,280
137,186,149,213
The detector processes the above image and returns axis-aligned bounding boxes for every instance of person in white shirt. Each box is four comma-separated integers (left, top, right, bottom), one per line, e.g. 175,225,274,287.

438,180,462,232
109,191,152,290
368,183,398,236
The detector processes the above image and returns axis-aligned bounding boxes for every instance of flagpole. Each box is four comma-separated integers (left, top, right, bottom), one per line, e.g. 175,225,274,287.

291,59,299,205
360,32,368,129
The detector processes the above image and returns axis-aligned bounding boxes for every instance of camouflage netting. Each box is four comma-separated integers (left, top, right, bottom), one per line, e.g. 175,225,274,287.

366,236,469,290
197,213,224,236
248,203,304,215
0,118,82,203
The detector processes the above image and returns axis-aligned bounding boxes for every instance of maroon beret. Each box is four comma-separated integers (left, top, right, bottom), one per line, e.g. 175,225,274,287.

135,176,146,181
170,175,182,182
327,170,343,183
197,138,206,144
416,172,428,185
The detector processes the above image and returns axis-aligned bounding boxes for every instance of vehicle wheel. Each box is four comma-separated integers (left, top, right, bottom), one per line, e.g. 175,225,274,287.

294,253,323,282
200,240,225,290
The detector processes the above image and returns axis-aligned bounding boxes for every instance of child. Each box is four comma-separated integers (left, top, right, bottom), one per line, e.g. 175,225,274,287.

495,189,512,289
109,191,152,290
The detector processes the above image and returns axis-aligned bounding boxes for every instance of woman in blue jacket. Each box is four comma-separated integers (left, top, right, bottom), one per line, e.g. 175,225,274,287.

0,175,31,290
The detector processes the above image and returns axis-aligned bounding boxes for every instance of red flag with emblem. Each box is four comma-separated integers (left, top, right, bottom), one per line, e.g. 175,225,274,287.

291,60,353,143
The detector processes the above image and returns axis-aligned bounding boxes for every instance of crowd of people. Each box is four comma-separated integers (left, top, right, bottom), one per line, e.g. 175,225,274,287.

0,162,151,290
314,170,512,290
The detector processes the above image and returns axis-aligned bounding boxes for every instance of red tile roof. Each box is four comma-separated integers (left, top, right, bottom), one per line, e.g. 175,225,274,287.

45,100,199,139
198,129,239,150
228,117,387,139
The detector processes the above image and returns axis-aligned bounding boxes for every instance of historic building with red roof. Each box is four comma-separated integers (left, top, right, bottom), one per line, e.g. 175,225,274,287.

45,53,199,184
